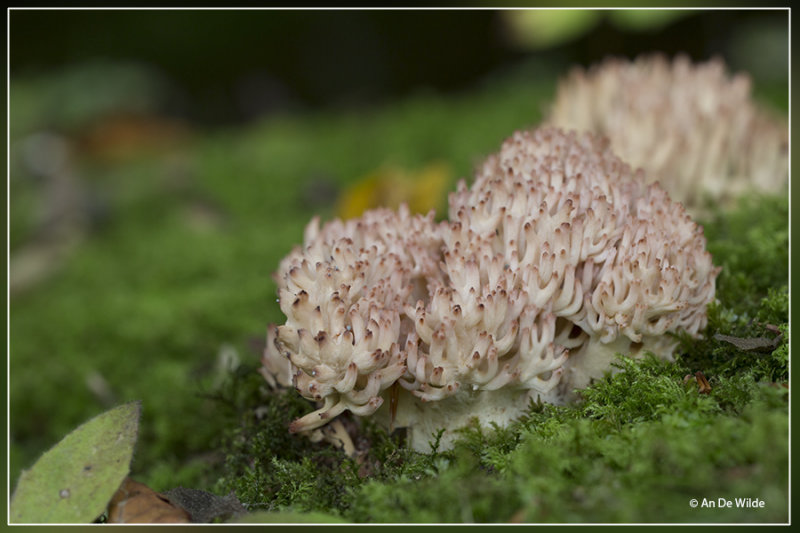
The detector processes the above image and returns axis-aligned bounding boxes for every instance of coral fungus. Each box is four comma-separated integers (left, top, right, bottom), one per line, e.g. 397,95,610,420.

263,127,719,451
546,54,788,213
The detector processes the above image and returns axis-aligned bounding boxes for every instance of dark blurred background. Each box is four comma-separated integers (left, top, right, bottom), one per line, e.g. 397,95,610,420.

10,9,789,127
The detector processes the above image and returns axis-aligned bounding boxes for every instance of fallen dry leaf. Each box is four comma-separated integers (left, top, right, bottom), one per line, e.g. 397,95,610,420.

683,372,712,394
161,487,246,523
107,478,190,524
508,508,526,523
78,114,189,162
695,371,712,394
713,332,783,353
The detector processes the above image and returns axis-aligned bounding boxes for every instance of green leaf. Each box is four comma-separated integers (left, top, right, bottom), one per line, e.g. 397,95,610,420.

505,10,600,49
10,401,141,524
608,10,691,32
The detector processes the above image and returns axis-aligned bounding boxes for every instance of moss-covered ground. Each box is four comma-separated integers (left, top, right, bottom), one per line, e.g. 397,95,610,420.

9,65,789,523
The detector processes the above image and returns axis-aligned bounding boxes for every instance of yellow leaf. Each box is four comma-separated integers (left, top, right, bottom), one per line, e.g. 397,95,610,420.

336,162,452,219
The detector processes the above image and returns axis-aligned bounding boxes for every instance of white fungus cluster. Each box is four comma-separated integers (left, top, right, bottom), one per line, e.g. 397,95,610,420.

263,127,719,452
546,54,788,214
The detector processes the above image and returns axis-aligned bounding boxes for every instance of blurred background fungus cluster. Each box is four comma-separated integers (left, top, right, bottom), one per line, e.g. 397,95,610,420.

8,8,790,523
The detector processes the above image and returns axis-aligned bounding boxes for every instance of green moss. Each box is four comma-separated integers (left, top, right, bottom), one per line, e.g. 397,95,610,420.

212,369,359,515
676,287,788,383
579,355,718,428
208,343,787,523
348,461,520,523
701,194,788,315
506,398,788,523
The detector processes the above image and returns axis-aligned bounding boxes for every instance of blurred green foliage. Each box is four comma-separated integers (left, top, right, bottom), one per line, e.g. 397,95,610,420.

10,61,169,138
504,10,694,49
506,10,602,49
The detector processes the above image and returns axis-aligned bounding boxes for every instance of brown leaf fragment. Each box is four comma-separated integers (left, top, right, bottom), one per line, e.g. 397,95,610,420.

712,333,782,353
695,371,712,394
509,508,526,523
107,478,190,524
161,487,247,523
684,372,712,394
767,382,789,390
